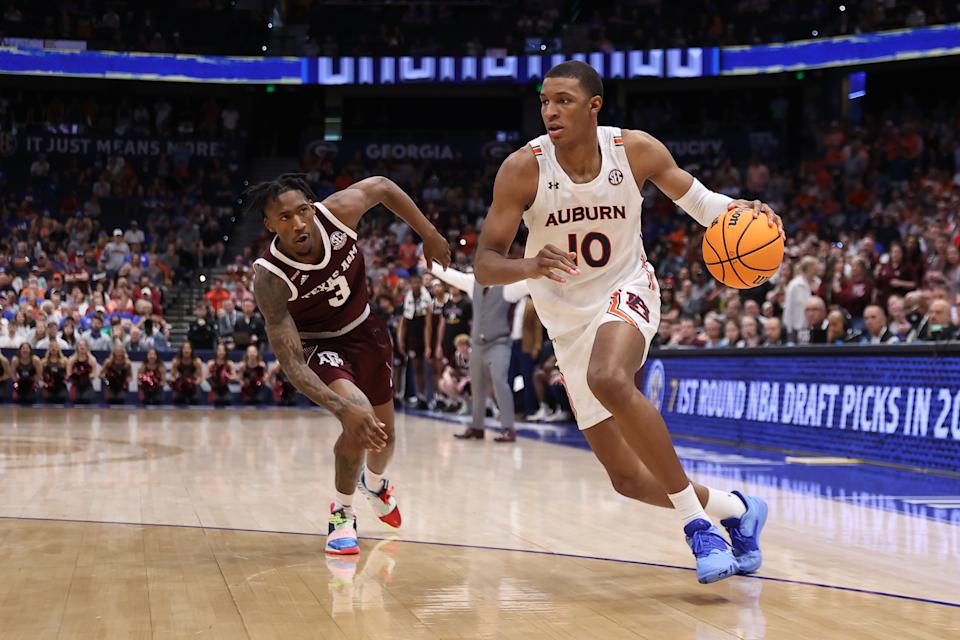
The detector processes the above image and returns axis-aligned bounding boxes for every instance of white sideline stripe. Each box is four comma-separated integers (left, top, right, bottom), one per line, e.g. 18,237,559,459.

784,456,863,465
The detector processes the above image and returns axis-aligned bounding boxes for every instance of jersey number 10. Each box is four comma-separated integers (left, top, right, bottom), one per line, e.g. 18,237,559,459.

567,232,612,268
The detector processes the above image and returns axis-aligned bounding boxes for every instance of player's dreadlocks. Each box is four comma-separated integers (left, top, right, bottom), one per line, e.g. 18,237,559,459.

242,173,318,219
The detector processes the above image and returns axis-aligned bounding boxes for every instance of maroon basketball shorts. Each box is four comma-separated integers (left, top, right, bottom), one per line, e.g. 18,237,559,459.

303,312,395,406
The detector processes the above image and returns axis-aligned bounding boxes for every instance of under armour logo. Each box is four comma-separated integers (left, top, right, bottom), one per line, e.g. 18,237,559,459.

548,181,559,189
300,274,309,285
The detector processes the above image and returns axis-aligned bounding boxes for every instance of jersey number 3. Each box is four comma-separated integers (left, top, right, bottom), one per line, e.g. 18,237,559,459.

567,232,612,268
329,275,350,307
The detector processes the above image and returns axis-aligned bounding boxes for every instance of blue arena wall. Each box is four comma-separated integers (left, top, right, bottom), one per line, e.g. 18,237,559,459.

1,23,957,84
640,345,960,473
721,22,960,75
0,46,307,83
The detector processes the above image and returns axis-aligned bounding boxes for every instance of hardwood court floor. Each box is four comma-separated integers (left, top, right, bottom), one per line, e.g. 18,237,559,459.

0,406,958,639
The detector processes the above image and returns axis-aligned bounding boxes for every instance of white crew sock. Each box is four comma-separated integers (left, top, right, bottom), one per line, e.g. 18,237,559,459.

363,468,386,493
667,483,711,527
334,490,355,516
704,488,747,522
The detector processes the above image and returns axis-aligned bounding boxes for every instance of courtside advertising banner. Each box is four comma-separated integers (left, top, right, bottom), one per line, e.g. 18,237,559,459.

641,351,960,472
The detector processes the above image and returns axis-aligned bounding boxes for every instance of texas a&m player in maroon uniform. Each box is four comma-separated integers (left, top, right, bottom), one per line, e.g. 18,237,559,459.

248,174,451,556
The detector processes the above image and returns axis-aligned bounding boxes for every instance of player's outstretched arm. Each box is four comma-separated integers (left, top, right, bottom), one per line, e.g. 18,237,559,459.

323,176,451,271
253,265,387,451
625,129,784,238
475,149,579,286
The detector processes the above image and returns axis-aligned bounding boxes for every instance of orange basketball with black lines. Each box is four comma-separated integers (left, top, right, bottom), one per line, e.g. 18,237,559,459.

701,207,784,289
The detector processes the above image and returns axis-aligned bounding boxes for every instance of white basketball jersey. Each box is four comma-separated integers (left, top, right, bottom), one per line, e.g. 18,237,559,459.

522,126,656,339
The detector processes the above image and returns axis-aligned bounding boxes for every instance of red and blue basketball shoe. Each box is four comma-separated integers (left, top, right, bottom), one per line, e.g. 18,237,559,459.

358,469,402,529
722,491,768,574
325,503,359,556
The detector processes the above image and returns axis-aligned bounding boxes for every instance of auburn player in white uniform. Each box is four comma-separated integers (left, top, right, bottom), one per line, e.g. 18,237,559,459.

475,61,784,584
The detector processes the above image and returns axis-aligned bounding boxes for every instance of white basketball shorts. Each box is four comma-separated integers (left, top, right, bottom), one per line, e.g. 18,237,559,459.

551,278,661,431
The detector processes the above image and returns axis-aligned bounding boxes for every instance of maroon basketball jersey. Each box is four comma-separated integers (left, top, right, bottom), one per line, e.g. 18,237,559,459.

254,202,370,336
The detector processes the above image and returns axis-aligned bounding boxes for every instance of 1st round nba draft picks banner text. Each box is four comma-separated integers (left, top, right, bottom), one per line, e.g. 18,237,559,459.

640,351,960,472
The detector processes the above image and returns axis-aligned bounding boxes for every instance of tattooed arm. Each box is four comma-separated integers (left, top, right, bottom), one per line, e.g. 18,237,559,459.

253,265,387,450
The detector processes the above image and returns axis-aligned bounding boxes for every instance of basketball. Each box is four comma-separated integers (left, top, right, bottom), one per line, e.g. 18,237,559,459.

702,207,785,289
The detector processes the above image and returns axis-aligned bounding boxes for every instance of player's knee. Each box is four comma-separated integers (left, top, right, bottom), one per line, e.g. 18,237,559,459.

608,471,636,498
586,365,630,405
335,432,364,457
607,468,658,503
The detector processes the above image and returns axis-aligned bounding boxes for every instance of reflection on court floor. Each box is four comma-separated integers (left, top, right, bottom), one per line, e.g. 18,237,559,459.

0,406,957,639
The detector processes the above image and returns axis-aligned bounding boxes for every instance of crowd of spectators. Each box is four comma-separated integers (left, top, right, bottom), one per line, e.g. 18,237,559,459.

643,97,960,350
3,77,960,416
0,89,247,400
0,337,296,406
0,228,289,407
1,1,267,55
1,88,243,139
298,0,960,57
3,1,957,58
0,190,287,406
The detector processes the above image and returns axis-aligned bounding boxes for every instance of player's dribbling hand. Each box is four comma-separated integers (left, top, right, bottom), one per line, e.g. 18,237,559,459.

728,199,785,240
526,244,580,283
422,230,452,271
340,404,388,452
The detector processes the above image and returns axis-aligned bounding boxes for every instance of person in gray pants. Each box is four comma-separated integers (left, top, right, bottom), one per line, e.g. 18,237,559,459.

423,257,528,441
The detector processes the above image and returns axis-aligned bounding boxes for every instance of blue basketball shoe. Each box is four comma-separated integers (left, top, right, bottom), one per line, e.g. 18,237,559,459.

684,518,739,584
722,492,768,574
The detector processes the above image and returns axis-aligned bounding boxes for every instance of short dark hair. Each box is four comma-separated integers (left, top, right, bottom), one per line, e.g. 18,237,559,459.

544,60,604,99
242,173,317,219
